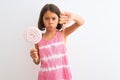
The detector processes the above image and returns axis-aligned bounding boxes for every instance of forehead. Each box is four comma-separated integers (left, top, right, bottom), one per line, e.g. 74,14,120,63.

43,10,58,17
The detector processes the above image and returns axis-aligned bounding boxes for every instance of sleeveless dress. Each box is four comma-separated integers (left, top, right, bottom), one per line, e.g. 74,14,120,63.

38,30,72,80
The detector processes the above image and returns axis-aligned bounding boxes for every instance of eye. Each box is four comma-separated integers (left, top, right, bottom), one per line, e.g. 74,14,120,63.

52,17,56,20
45,17,49,20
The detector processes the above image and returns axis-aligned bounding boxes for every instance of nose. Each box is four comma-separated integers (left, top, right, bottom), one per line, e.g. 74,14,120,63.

49,19,53,24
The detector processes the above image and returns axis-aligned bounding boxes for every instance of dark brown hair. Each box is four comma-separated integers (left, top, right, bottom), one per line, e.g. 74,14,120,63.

38,4,62,31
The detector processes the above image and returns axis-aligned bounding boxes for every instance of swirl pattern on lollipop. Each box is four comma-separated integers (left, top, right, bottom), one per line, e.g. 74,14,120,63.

24,27,42,44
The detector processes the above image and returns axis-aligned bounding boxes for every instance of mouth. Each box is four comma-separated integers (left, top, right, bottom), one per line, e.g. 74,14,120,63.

48,26,52,28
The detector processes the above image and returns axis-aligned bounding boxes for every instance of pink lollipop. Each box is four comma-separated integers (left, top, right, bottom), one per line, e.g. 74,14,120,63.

24,27,42,44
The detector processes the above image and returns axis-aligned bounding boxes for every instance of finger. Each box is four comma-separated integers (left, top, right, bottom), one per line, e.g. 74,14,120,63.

59,20,68,24
61,11,71,16
32,48,38,52
59,17,69,24
60,15,69,20
30,52,38,58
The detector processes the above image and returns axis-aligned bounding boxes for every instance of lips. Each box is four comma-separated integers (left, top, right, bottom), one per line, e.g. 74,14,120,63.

48,26,52,28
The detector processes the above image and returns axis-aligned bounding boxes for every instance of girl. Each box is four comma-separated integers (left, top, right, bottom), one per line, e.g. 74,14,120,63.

30,3,84,80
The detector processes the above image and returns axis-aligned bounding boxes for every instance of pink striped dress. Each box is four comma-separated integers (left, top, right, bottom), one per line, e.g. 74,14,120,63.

38,30,72,80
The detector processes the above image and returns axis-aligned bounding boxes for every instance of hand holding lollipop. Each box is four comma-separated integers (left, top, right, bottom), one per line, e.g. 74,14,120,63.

24,27,42,63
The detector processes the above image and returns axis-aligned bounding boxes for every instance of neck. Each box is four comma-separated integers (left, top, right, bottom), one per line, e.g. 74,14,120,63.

45,29,57,35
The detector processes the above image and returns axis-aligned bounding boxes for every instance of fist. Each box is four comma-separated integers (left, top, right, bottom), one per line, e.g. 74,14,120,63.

30,48,39,60
59,12,73,24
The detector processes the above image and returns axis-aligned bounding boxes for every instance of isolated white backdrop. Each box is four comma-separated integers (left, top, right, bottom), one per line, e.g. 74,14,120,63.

0,0,120,80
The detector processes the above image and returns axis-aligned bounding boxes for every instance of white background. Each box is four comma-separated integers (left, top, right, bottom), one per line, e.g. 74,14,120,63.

0,0,120,80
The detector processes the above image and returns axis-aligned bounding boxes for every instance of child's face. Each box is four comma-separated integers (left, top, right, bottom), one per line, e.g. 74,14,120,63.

43,10,59,31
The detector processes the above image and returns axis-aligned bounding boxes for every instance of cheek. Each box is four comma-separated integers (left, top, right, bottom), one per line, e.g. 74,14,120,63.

55,20,59,24
54,21,59,26
43,20,48,25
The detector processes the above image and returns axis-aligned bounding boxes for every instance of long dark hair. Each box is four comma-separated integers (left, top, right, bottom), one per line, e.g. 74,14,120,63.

38,4,62,31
